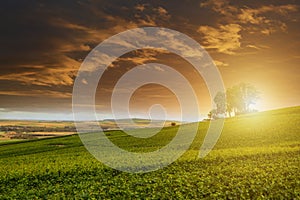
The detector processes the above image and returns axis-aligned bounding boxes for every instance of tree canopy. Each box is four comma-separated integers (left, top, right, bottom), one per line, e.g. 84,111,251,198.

209,83,259,119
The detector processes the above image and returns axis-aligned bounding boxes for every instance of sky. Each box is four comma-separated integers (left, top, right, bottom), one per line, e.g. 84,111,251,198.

0,0,299,121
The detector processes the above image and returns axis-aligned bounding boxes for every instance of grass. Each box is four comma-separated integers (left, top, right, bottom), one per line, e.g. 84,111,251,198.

0,106,299,199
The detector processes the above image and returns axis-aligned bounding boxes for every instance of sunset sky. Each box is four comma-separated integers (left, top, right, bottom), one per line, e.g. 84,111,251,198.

0,0,299,121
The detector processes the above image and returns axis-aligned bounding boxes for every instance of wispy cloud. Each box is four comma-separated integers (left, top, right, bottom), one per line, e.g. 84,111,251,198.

245,45,261,50
238,4,298,25
199,1,298,54
0,55,79,86
0,90,71,98
133,4,171,26
0,2,172,88
197,24,242,55
201,1,298,34
237,4,298,35
112,49,163,67
200,0,237,17
213,60,229,67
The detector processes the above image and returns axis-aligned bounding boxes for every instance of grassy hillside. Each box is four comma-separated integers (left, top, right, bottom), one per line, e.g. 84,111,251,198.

0,107,299,199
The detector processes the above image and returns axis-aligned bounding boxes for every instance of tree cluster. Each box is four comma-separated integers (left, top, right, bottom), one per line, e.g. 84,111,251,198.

209,83,260,119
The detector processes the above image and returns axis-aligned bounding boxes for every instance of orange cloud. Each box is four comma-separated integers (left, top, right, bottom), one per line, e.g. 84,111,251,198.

238,4,298,25
201,1,298,36
213,60,229,67
200,0,237,16
133,4,171,26
112,49,162,67
197,24,242,55
0,90,71,98
0,55,79,86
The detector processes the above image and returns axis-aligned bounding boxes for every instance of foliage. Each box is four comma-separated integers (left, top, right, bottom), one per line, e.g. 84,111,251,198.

227,83,260,115
0,106,299,199
214,92,226,114
211,83,260,118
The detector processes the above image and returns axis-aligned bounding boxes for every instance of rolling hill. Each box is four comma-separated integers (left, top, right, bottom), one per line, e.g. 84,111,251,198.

0,106,299,199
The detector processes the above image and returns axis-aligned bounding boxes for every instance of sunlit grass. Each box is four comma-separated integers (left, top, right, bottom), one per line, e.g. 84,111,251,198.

0,106,299,199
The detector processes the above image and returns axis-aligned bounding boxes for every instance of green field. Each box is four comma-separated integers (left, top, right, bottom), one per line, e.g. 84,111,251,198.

0,107,299,199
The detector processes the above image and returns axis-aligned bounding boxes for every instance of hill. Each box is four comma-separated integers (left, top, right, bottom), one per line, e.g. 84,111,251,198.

0,118,179,142
0,106,299,199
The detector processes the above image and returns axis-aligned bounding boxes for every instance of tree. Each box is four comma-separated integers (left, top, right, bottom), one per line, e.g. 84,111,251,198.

226,88,234,117
207,111,212,119
226,83,259,115
211,83,260,118
214,91,226,114
227,85,243,115
239,83,259,113
208,109,217,119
